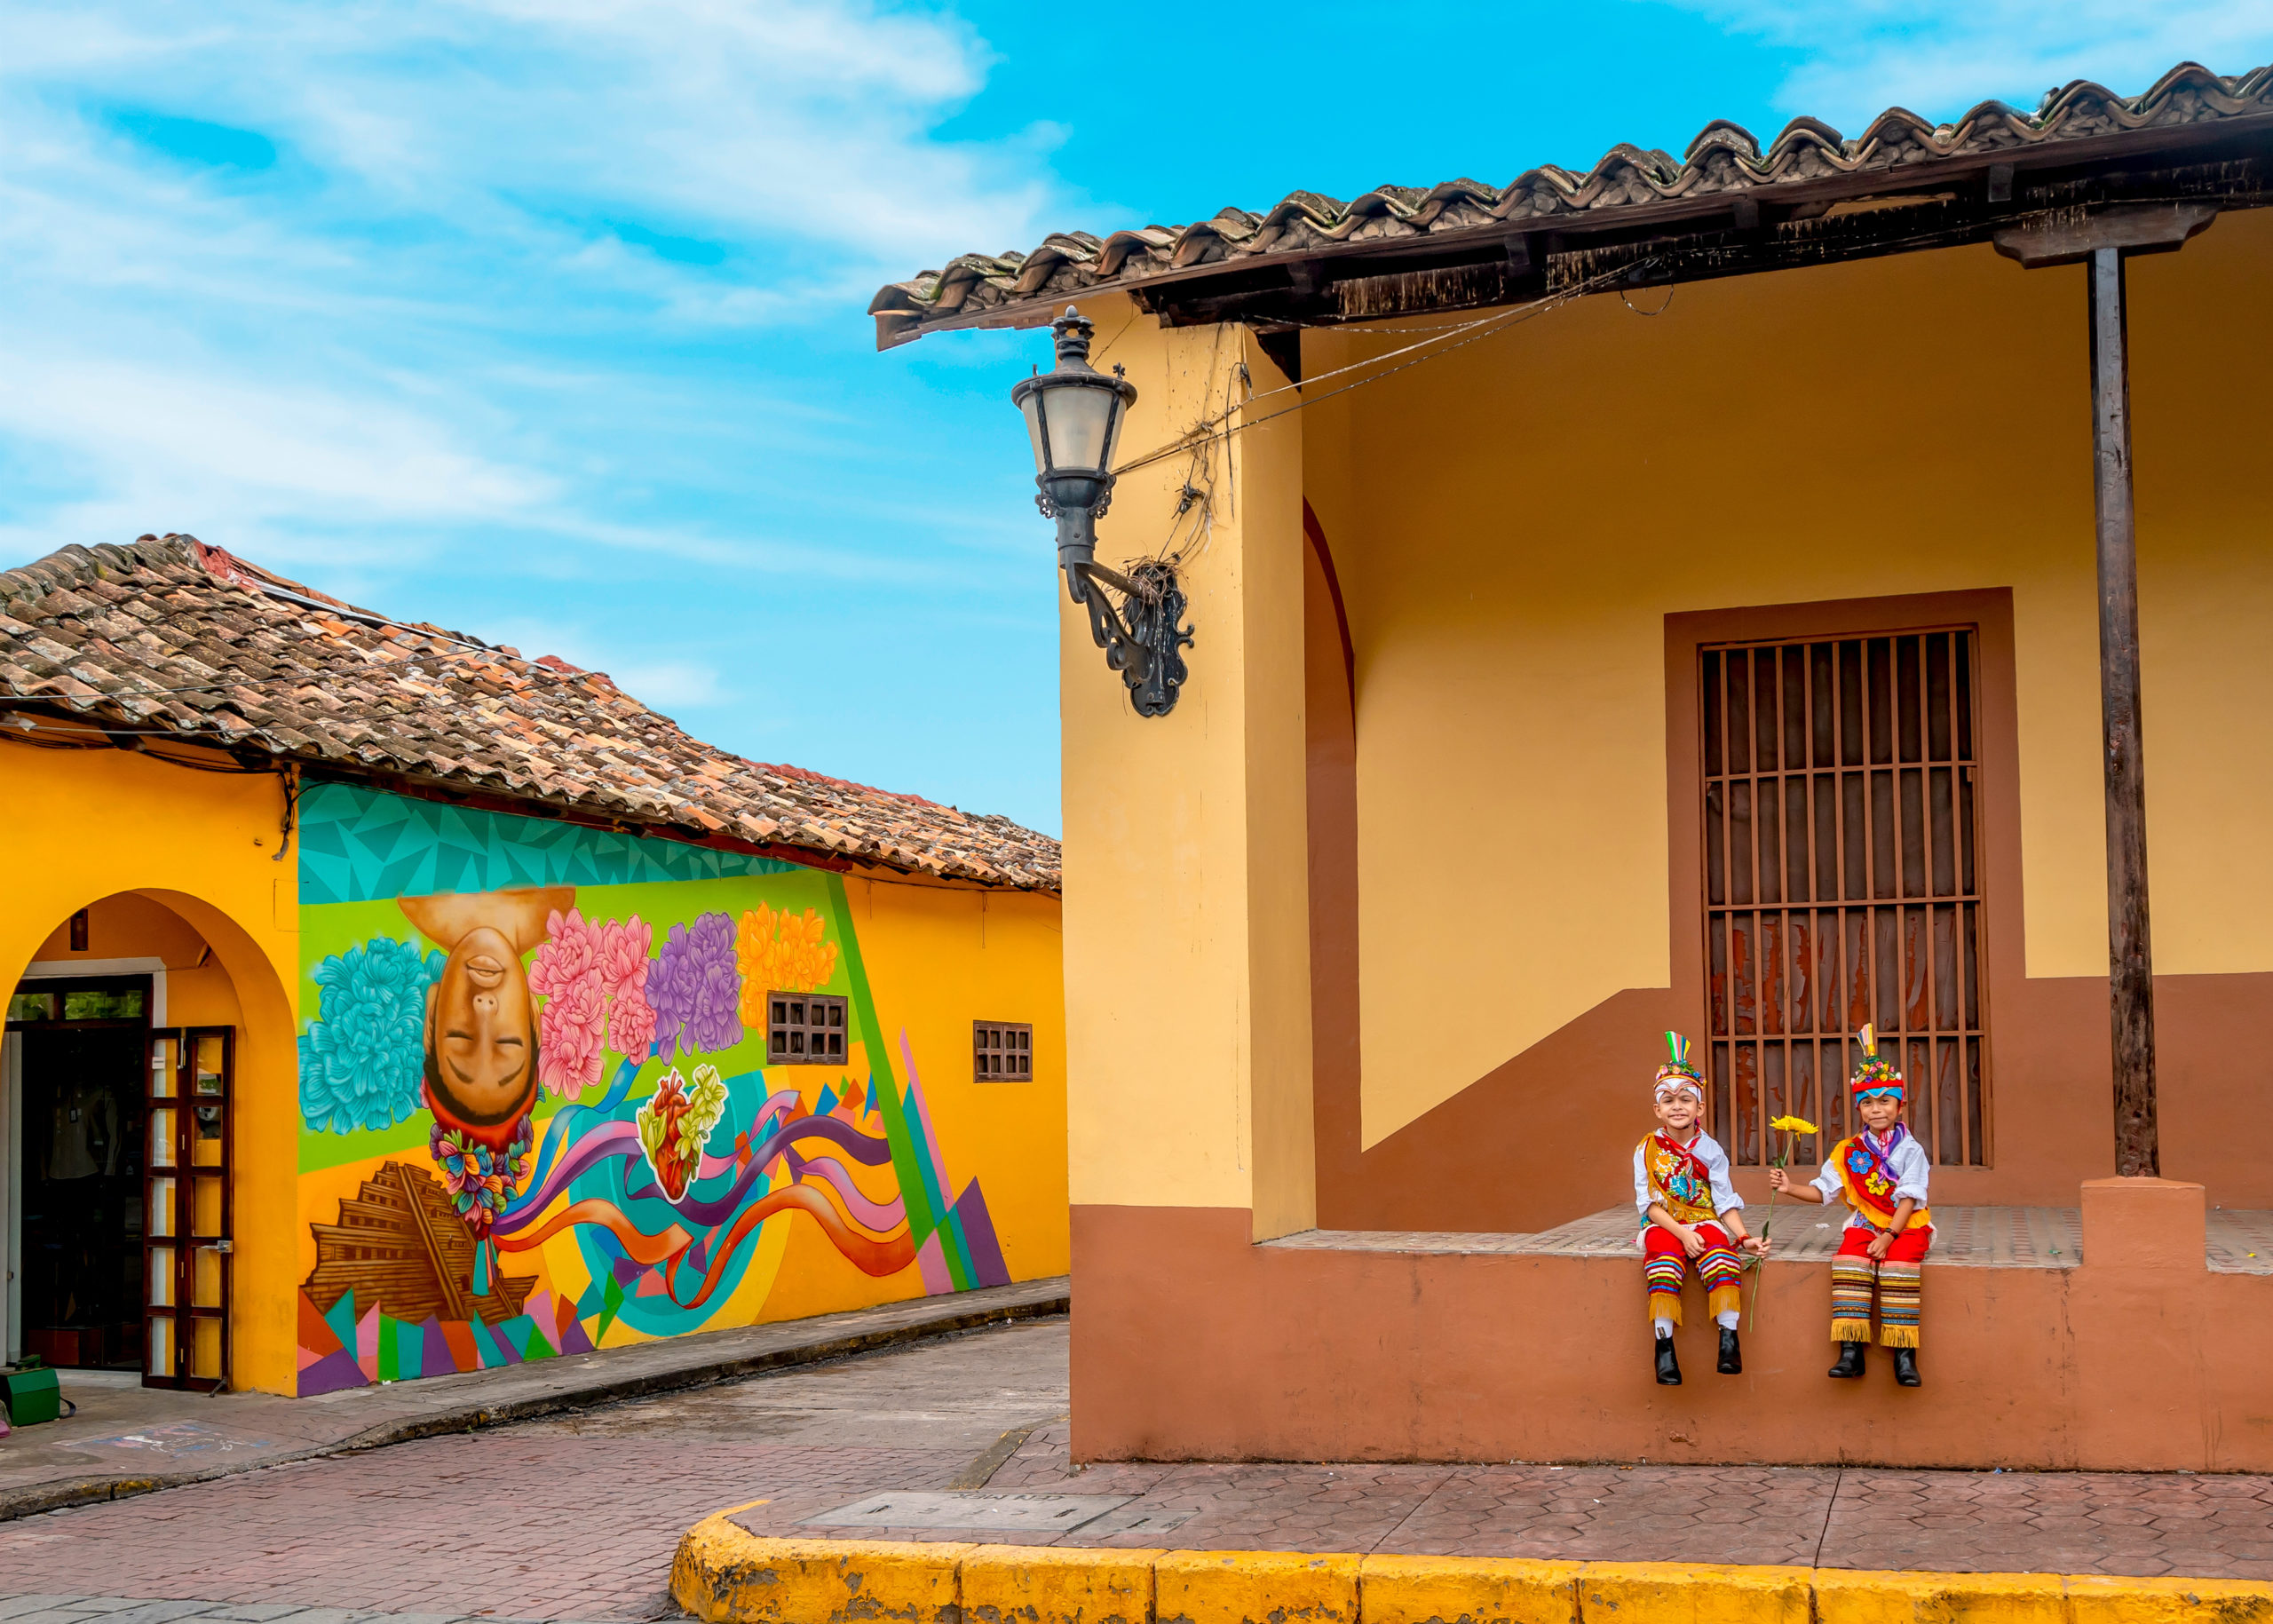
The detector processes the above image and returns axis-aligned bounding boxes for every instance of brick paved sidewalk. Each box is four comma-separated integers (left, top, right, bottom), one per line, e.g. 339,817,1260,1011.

0,1278,1065,1521
730,1421,2273,1581
0,1600,582,1624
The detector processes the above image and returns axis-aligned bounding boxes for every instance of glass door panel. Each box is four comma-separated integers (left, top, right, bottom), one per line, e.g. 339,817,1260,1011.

144,1027,230,1390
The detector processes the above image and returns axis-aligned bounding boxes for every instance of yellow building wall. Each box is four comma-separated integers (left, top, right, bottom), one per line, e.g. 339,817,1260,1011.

0,741,299,1393
1058,312,1315,1229
1291,210,2273,1147
761,874,1068,1319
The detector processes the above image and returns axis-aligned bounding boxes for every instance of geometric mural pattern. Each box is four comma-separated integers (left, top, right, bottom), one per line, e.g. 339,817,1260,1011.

299,780,801,905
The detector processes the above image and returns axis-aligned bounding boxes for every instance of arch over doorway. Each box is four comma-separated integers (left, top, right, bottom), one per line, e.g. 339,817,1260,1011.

3,886,295,1394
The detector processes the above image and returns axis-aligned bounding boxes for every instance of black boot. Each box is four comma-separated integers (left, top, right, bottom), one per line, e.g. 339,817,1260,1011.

1654,1334,1682,1385
1891,1346,1921,1387
1717,1327,1742,1374
1828,1341,1867,1379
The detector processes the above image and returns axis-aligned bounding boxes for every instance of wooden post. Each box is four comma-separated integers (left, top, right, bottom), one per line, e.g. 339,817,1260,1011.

2087,246,2158,1178
1998,204,2215,1180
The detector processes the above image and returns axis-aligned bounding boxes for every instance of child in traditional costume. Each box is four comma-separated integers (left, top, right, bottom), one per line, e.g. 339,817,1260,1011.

1634,1033,1767,1386
1768,1024,1931,1387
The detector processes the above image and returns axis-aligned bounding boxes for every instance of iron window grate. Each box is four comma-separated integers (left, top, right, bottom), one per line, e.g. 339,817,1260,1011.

1700,630,1991,1168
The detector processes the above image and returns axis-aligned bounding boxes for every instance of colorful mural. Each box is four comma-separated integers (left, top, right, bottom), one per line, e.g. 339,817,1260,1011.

291,783,1014,1395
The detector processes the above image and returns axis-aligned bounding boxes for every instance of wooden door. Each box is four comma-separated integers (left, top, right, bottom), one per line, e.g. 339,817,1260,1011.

145,1026,232,1390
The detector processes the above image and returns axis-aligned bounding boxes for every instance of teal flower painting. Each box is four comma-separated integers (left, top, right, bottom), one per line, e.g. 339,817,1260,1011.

298,937,445,1133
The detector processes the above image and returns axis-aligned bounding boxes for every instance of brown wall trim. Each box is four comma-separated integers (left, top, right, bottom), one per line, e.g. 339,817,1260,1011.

1303,512,1366,1224
1072,1201,2273,1470
1301,501,1356,709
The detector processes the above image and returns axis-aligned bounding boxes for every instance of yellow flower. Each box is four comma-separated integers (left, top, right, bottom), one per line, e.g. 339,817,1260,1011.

1769,1114,1819,1135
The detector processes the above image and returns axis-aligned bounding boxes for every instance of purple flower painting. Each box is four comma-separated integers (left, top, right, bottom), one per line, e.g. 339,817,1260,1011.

648,911,743,1059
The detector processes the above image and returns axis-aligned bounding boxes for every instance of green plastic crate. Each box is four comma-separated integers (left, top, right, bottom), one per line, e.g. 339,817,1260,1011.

3,1362,61,1426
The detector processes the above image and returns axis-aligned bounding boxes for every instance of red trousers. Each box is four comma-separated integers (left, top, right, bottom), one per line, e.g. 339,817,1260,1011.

1643,1221,1744,1325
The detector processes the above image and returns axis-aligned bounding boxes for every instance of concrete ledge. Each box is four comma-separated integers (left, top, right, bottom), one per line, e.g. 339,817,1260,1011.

670,1518,2273,1624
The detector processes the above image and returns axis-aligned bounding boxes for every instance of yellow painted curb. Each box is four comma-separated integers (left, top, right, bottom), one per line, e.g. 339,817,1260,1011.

1360,1552,1581,1624
1155,1549,1362,1624
1576,1560,1811,1623
1814,1567,2066,1622
669,1514,2273,1624
670,1514,972,1624
964,1542,1165,1624
2065,1573,2273,1623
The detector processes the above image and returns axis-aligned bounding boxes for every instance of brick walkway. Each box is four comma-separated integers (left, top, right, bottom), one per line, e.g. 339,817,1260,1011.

734,1421,2273,1580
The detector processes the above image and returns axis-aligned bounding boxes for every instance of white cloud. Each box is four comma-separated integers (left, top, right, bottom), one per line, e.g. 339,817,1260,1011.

0,0,1069,575
1665,2,2273,131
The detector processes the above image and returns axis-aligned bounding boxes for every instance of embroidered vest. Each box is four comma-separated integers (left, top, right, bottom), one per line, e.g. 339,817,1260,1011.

1832,1130,1932,1231
1640,1132,1718,1225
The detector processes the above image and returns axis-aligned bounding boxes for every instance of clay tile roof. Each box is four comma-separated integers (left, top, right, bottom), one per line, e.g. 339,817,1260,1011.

0,535,1061,892
870,60,2273,346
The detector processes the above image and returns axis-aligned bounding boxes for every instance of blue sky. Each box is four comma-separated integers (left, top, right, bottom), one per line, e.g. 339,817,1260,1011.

5,3,2270,836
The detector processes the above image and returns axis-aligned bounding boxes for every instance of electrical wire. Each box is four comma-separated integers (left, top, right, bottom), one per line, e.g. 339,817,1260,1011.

1111,261,1642,481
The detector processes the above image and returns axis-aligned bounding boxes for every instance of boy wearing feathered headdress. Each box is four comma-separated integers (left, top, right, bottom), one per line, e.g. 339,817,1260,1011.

1769,1024,1931,1387
1635,1032,1767,1386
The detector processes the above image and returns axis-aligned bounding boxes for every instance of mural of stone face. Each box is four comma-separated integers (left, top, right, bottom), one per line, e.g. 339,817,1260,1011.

399,887,569,1132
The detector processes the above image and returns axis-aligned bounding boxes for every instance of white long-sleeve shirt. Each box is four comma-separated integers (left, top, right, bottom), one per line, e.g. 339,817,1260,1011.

1810,1125,1931,1231
1632,1130,1743,1229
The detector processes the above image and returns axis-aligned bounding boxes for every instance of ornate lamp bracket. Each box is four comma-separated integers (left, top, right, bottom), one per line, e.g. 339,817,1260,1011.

1042,496,1192,717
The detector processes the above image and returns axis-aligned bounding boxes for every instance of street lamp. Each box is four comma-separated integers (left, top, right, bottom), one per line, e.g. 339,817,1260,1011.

1013,306,1191,717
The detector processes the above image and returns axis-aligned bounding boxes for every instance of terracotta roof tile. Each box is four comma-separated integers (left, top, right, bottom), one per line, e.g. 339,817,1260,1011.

871,60,2273,345
0,535,1061,892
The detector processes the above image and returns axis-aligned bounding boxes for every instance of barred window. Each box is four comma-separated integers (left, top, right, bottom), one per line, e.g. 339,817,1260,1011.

770,993,847,1065
973,1021,1033,1081
1701,630,1990,1168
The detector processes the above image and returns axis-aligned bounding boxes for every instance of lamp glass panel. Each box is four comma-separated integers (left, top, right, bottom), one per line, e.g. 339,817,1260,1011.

1046,383,1116,474
1019,392,1050,476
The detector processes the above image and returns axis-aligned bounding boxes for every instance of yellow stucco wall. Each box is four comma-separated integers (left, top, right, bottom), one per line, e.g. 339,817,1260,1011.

1058,313,1315,1227
1292,210,2273,1147
0,741,300,1393
748,875,1067,1323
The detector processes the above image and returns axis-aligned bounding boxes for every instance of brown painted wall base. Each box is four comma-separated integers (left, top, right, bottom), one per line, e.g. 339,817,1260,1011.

1071,1183,2271,1472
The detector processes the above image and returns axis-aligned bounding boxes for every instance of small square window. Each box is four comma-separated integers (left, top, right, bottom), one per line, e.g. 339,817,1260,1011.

973,1021,1034,1082
769,992,848,1066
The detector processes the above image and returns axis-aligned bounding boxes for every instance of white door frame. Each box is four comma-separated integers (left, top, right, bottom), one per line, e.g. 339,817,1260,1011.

8,959,167,1367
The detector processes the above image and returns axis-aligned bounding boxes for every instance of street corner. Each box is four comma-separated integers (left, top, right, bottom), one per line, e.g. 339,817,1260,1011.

1152,1549,1364,1624
669,1513,973,1624
963,1543,1165,1624
1358,1552,1583,1624
1574,1560,1812,1624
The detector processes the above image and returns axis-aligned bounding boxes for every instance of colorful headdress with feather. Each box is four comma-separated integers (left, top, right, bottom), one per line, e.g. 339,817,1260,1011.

1850,1024,1905,1099
1653,1031,1707,1101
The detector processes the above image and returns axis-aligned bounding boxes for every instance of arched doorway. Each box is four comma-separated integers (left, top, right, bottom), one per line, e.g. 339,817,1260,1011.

2,892,243,1389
